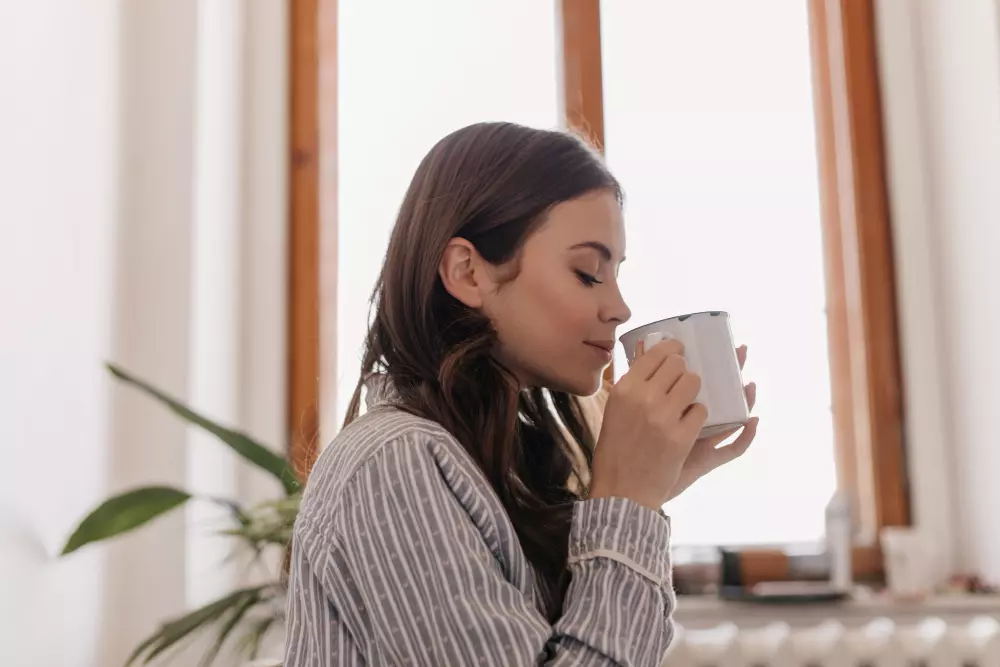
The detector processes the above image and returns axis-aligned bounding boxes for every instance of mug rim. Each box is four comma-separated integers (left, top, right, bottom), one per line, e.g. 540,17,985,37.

618,310,730,344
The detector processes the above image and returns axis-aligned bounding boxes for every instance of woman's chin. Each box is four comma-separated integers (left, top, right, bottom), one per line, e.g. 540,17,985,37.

543,372,604,397
578,375,606,397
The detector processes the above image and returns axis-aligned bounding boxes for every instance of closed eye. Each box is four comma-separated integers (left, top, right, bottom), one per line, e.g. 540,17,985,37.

575,270,603,287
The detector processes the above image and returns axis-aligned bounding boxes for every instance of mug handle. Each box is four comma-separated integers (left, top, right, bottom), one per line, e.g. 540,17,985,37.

642,331,674,352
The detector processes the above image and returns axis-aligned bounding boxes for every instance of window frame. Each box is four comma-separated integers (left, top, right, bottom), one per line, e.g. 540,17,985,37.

806,0,910,580
288,0,910,581
287,0,336,478
558,0,909,582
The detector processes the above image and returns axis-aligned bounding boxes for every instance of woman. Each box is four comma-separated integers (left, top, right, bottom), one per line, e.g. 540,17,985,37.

285,122,758,666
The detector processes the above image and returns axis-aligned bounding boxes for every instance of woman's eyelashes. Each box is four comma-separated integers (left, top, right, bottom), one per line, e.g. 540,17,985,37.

574,269,603,287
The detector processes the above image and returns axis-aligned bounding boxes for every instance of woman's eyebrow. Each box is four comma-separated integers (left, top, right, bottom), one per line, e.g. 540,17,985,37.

568,241,625,263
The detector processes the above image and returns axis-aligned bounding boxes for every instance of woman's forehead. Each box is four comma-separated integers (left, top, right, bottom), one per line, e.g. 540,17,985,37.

536,191,625,258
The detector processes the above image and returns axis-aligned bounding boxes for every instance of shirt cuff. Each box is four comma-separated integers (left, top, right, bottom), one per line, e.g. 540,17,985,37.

567,496,672,586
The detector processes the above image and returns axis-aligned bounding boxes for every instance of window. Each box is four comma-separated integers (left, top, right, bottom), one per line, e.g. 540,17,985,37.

289,0,908,580
335,0,561,424
601,2,836,546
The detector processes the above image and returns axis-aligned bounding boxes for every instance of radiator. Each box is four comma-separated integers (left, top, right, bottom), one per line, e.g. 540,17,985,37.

664,617,1000,667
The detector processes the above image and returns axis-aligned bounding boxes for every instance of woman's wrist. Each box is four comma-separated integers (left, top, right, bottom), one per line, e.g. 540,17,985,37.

587,481,662,514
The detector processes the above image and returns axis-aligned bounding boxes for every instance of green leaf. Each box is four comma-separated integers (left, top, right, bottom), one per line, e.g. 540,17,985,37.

125,585,270,666
61,486,191,555
205,496,252,528
238,615,278,660
106,363,301,495
198,590,263,667
123,629,164,667
217,493,301,551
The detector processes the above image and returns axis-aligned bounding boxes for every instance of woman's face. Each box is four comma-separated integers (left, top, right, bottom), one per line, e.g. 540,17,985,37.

482,189,631,395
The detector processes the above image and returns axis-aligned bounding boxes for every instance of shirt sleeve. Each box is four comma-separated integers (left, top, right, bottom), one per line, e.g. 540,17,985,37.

309,438,675,666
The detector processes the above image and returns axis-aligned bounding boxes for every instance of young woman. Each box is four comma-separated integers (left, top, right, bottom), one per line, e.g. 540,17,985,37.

285,122,758,666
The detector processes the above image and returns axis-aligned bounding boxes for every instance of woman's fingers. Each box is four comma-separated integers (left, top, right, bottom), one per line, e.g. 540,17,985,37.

633,341,753,428
629,337,686,384
705,417,759,469
678,402,709,441
736,344,748,370
696,427,738,450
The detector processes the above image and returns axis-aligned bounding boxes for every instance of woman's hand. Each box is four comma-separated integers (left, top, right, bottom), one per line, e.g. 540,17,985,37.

665,344,758,501
588,338,708,512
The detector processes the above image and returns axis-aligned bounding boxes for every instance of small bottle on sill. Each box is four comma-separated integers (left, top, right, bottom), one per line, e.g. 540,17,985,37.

825,490,853,592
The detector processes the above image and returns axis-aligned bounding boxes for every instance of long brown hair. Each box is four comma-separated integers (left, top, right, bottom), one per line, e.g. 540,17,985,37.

343,122,623,617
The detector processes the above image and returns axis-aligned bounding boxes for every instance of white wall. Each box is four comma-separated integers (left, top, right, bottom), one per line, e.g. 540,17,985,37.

0,1,287,664
0,0,120,662
876,0,1000,581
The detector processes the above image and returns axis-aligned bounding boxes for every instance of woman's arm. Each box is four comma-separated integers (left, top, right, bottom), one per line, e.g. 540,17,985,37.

302,438,674,666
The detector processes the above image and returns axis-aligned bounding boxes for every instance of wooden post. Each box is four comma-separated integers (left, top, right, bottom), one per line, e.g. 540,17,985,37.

288,0,337,478
560,0,605,151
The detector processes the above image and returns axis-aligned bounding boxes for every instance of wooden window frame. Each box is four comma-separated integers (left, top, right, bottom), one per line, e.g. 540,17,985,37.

289,0,909,581
806,0,909,580
288,0,336,479
561,0,909,582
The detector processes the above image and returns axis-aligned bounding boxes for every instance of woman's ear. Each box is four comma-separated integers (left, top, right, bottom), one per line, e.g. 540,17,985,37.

439,238,485,308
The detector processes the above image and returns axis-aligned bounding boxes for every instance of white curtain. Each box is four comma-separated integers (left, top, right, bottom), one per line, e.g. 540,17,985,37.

0,1,288,664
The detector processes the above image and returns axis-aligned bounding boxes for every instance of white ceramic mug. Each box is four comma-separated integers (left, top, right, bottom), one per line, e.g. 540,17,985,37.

618,311,749,438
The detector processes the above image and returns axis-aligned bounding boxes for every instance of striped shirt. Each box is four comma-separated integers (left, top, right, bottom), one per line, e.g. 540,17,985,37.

284,401,676,666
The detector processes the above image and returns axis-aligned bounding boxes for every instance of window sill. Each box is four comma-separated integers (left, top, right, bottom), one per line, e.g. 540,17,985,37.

673,592,1000,629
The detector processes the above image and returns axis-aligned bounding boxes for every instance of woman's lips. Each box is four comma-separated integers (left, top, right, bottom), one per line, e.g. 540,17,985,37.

584,341,614,363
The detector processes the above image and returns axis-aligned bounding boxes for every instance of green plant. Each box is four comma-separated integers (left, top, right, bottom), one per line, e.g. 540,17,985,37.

62,363,302,666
